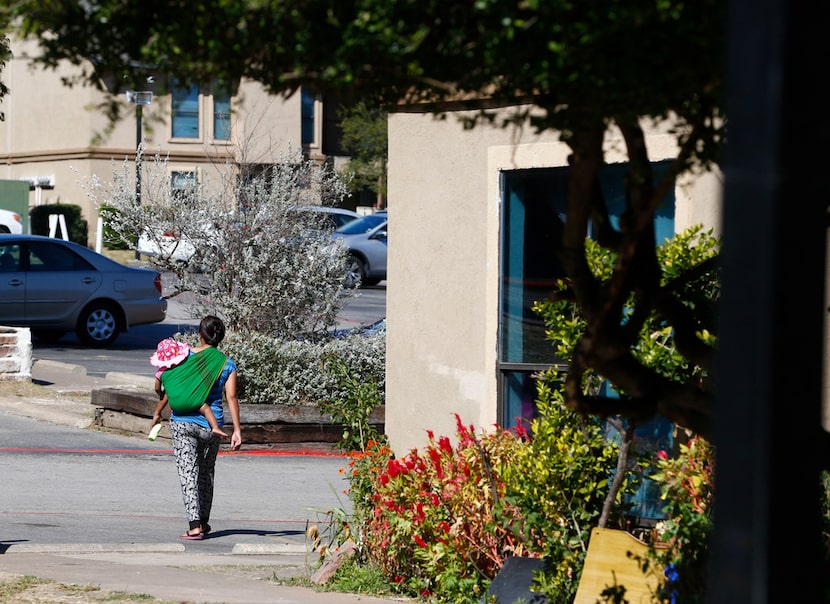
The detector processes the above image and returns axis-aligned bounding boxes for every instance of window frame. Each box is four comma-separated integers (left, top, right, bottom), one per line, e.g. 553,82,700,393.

170,80,203,142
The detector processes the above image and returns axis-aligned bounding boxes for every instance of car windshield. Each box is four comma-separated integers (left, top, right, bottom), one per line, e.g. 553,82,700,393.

335,213,387,235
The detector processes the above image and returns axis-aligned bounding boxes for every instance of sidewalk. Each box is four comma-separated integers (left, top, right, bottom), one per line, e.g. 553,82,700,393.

0,362,401,604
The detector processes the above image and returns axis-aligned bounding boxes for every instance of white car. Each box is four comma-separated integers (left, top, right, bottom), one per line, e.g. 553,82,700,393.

137,227,197,263
0,209,24,234
137,205,360,264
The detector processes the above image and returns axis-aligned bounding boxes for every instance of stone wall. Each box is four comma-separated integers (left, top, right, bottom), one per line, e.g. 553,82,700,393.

0,326,32,382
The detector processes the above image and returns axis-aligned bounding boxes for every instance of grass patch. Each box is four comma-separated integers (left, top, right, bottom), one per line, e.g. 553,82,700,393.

323,557,396,598
0,379,89,402
0,574,49,600
102,248,141,265
0,573,177,603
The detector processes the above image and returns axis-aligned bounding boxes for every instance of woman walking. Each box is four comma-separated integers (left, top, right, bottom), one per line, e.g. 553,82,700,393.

155,315,241,540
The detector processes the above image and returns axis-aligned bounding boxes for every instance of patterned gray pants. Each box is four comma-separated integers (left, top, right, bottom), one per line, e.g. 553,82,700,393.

170,421,221,530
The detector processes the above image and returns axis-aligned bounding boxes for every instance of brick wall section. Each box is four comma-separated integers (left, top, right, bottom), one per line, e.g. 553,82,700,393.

0,327,32,381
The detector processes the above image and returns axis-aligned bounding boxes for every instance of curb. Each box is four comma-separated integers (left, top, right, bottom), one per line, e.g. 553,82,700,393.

103,371,155,389
3,542,308,555
3,543,185,554
32,359,88,375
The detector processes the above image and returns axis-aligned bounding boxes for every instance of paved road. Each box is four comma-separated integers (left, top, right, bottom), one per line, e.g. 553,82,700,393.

0,411,351,553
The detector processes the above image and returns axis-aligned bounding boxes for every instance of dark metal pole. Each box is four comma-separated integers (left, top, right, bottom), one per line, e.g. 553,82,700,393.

135,104,142,260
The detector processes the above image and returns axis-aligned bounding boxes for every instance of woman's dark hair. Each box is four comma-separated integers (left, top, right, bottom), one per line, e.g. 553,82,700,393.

200,315,226,346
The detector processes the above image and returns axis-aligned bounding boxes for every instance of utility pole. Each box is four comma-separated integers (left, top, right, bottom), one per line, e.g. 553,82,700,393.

126,90,153,260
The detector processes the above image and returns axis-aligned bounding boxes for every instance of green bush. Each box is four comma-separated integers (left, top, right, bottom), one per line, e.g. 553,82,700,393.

219,330,386,406
647,435,714,603
319,356,384,452
29,203,88,245
502,385,629,602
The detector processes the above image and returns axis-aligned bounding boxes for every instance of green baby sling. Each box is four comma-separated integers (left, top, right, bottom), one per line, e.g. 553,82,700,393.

161,347,227,415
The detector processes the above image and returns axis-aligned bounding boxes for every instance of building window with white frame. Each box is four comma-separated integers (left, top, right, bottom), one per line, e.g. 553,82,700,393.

172,80,200,139
171,170,197,199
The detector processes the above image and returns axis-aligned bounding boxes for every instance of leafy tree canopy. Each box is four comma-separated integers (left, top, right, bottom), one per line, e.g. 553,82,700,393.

7,1,729,437
8,1,724,156
339,101,388,206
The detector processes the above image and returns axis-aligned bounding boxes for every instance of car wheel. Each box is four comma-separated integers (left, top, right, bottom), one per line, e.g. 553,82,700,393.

32,330,66,343
344,254,366,289
76,303,120,346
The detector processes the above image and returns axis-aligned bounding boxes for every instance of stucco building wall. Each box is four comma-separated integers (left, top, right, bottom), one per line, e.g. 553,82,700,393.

385,108,723,454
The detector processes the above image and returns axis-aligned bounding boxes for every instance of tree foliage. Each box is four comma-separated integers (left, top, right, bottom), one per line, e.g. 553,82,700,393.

534,226,720,432
339,101,388,207
9,1,728,436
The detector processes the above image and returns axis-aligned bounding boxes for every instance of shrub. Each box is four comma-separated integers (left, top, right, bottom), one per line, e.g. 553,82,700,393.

98,204,133,250
219,330,385,405
88,150,356,340
362,415,532,603
319,356,384,452
525,225,720,600
29,203,88,244
502,383,631,603
648,435,715,603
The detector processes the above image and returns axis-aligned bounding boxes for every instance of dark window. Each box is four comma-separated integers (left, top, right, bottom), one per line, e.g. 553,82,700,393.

301,88,316,145
498,163,675,428
213,81,231,141
0,243,19,271
27,241,94,271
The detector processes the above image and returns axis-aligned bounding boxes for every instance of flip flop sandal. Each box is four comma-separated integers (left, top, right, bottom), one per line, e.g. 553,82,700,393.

180,531,204,540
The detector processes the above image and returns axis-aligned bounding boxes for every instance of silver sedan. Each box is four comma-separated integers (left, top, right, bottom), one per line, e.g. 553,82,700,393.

332,211,388,288
0,235,167,346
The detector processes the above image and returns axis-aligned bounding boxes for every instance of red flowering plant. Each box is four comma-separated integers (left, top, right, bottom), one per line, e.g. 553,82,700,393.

344,438,395,539
648,435,715,603
363,414,532,603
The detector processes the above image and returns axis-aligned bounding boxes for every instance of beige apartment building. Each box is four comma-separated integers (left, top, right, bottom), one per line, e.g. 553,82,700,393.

0,37,347,246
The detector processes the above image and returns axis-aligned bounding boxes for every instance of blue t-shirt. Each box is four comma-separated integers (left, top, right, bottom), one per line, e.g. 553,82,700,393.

170,356,237,429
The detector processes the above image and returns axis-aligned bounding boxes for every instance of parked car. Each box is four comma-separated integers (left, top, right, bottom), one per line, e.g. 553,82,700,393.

331,210,388,288
0,235,167,346
137,205,360,263
0,209,24,234
298,205,361,231
332,316,387,338
137,226,197,264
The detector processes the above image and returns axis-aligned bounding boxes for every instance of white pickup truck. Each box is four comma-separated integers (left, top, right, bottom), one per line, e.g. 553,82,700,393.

0,208,23,234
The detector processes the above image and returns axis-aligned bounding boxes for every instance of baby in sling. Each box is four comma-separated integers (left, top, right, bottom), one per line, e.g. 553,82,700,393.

150,338,228,440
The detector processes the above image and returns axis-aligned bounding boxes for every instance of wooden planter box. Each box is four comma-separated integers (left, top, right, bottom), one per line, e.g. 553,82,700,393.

573,527,667,604
90,386,384,449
